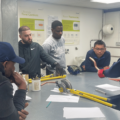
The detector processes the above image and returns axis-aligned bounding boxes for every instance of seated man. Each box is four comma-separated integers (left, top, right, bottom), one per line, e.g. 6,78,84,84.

81,40,111,72
42,20,66,74
0,42,28,120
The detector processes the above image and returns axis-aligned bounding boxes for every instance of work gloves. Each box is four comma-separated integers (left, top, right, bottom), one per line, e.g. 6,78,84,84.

98,67,109,78
55,63,64,76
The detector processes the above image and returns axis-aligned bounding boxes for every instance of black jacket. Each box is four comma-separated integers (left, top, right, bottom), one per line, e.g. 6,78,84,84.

0,63,26,120
19,41,56,78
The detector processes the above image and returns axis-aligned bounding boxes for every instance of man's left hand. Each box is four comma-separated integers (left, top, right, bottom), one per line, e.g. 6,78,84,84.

18,103,29,120
98,69,105,78
103,66,110,70
55,63,64,76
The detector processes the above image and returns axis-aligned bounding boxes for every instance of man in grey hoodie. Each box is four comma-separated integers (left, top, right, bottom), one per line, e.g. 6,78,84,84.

42,20,66,75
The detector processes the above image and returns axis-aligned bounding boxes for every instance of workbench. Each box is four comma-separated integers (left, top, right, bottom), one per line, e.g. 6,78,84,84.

26,72,120,120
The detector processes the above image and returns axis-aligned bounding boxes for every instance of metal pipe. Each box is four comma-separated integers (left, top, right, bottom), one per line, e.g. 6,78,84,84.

0,0,2,41
111,56,120,58
1,0,19,71
90,40,120,58
106,46,120,49
90,40,120,49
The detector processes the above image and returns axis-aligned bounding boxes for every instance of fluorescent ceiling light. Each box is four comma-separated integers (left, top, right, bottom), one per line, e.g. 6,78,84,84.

91,0,120,4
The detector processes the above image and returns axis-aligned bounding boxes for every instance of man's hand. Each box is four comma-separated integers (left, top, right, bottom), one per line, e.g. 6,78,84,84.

12,72,26,90
40,62,46,69
55,63,64,76
18,103,29,120
98,69,105,78
97,66,109,78
82,65,85,71
103,66,109,70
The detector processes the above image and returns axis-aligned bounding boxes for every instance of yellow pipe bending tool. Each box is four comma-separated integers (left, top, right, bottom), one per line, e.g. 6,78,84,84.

56,79,116,108
41,75,66,81
28,74,66,83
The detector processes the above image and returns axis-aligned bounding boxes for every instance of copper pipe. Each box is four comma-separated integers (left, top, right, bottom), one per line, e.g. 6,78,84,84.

109,78,120,82
89,57,100,71
41,81,55,86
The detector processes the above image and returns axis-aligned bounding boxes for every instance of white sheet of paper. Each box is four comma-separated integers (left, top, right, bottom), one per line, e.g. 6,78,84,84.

26,96,32,100
12,83,32,100
96,84,120,91
63,107,105,119
46,95,79,103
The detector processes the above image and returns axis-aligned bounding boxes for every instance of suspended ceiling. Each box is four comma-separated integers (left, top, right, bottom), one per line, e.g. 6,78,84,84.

23,0,120,10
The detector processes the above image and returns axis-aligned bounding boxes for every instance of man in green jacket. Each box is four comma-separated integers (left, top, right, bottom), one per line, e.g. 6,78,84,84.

18,26,64,78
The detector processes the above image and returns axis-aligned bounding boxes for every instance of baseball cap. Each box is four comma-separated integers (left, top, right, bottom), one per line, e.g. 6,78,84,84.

0,42,25,64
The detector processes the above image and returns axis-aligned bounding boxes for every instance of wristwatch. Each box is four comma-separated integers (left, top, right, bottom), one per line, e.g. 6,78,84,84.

54,62,58,65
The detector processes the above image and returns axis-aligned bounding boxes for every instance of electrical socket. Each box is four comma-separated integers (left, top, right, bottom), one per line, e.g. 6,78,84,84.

116,42,120,46
75,47,78,50
65,49,69,54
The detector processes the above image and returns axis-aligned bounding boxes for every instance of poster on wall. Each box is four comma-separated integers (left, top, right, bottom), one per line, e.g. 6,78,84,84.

62,11,80,45
18,7,45,45
47,15,58,38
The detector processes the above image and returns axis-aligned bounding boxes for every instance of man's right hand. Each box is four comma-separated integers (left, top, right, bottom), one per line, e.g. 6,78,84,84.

40,62,46,69
82,65,85,71
12,72,26,90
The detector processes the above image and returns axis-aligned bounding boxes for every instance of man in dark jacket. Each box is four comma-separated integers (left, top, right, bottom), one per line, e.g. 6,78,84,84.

0,42,28,120
81,40,111,72
18,26,64,78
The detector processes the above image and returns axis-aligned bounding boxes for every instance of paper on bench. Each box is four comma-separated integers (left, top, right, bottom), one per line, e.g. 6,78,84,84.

46,95,79,103
63,107,105,119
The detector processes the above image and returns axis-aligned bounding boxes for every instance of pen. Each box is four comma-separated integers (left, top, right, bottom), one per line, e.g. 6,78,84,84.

46,102,51,108
95,89,106,95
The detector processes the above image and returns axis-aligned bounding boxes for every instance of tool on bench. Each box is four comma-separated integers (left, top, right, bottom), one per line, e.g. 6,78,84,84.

41,74,66,81
28,72,66,83
56,79,116,108
40,71,66,81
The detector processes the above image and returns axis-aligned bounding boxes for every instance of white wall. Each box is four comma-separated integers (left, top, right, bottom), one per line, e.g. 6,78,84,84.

18,1,103,70
103,11,120,65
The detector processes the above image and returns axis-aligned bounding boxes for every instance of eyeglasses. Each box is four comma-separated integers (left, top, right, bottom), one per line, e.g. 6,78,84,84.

95,48,105,51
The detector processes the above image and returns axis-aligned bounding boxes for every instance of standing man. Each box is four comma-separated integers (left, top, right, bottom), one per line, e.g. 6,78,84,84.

18,26,64,78
81,40,111,72
0,42,28,120
42,20,66,74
